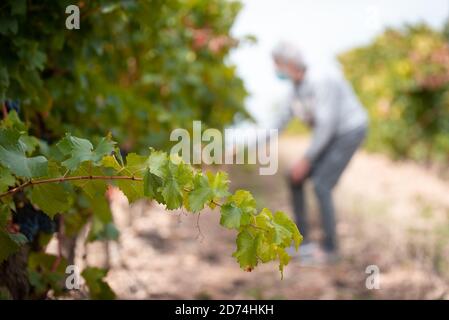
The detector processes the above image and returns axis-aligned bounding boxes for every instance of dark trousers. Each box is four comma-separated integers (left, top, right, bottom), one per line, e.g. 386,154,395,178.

289,125,366,252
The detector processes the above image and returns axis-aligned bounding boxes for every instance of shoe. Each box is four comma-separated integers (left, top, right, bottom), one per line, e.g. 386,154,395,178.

299,241,319,257
288,241,321,265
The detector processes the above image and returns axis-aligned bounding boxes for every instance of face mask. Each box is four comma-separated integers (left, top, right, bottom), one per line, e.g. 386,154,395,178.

276,71,289,81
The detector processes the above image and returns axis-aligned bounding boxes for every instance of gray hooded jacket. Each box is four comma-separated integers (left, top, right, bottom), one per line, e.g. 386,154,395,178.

278,77,368,162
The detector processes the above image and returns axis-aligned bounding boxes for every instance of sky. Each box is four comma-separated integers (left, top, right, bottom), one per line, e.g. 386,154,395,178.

230,0,449,128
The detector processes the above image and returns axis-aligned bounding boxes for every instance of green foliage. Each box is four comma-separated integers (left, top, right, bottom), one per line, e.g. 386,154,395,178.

28,252,69,297
0,128,48,178
0,0,249,152
0,116,302,296
339,24,449,163
81,267,116,300
0,231,27,264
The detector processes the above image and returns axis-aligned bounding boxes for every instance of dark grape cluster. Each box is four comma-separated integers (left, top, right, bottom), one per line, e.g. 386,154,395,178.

13,203,57,242
5,99,20,114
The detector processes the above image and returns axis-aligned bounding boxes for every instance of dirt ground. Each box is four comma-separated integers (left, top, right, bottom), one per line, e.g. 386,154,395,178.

80,135,449,299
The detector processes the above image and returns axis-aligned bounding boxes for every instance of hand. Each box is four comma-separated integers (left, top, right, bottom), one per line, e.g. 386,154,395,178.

290,158,310,184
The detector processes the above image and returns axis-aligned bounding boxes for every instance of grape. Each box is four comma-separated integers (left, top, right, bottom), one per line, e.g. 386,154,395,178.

36,211,56,234
18,218,40,242
5,99,20,114
13,203,56,242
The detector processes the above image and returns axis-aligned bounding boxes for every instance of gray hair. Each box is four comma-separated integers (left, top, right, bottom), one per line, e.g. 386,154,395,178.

272,42,306,70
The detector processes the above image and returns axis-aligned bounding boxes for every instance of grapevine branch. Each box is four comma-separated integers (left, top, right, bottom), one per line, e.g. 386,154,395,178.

0,175,226,208
0,175,143,198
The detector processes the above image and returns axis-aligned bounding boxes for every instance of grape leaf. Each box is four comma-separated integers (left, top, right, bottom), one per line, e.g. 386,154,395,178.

82,267,116,300
160,161,183,210
69,167,107,201
103,153,147,203
89,194,112,224
117,179,143,204
228,190,257,216
0,205,11,228
188,173,213,212
143,168,164,203
273,211,303,249
148,149,168,178
233,229,258,271
30,184,72,218
0,129,48,178
101,155,122,171
57,134,115,171
207,171,230,198
256,233,277,263
220,190,255,229
220,203,248,229
122,153,149,177
0,230,27,263
277,247,291,279
0,166,15,193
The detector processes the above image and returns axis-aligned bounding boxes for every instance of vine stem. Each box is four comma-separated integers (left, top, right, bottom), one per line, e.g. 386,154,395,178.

0,175,143,198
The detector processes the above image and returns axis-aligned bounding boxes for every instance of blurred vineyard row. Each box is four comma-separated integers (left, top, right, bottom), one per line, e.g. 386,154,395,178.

0,0,249,152
339,22,449,165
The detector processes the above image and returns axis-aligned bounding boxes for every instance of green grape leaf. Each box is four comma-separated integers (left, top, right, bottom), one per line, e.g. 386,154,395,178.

157,160,193,210
233,229,258,271
254,207,273,230
122,153,149,177
89,194,112,224
117,179,143,204
30,184,72,218
70,162,108,199
0,129,48,178
81,267,116,300
220,203,249,229
175,162,194,189
57,134,115,171
148,149,168,178
20,135,40,155
255,208,301,248
161,161,183,210
188,174,213,212
207,171,230,199
0,167,15,193
277,247,291,279
228,190,257,216
104,153,146,204
143,168,164,203
256,233,277,263
161,178,183,210
271,218,293,246
273,211,303,249
0,230,27,263
101,155,122,171
0,205,11,228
